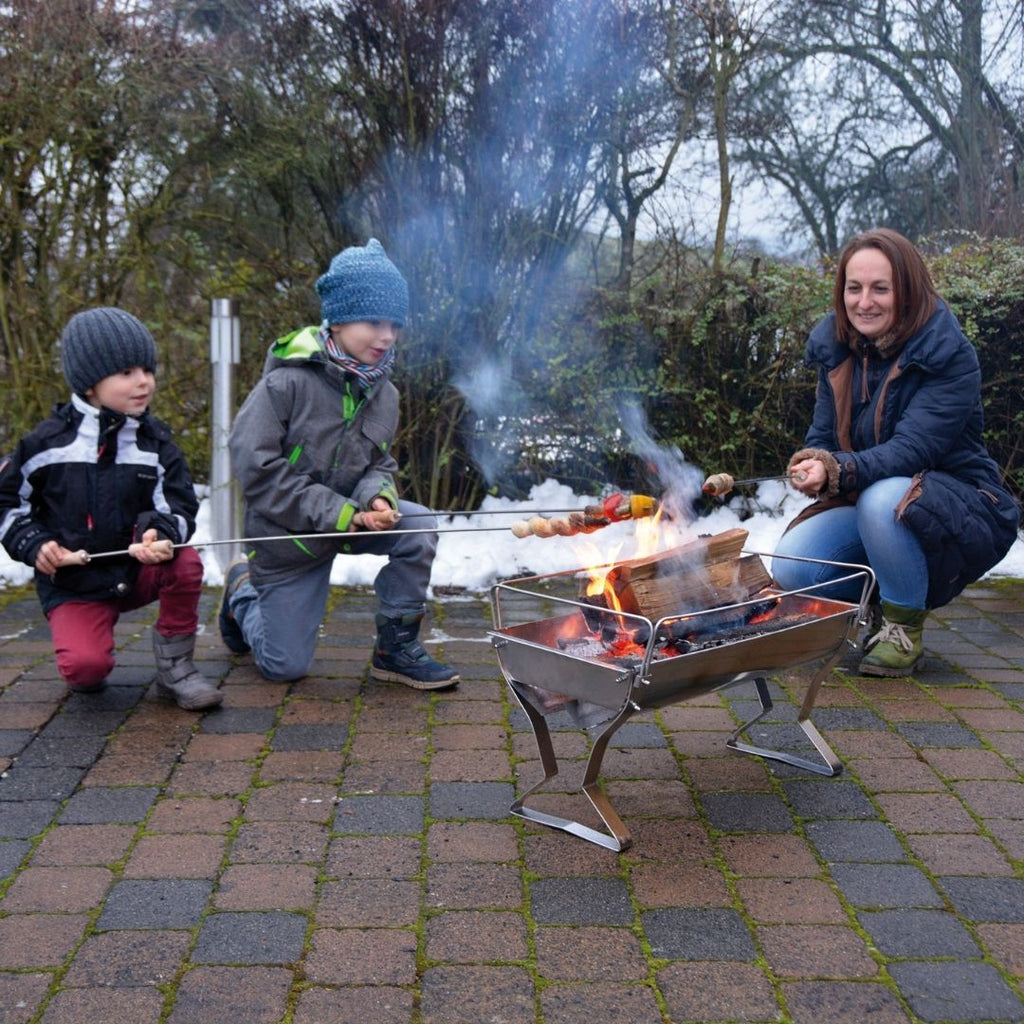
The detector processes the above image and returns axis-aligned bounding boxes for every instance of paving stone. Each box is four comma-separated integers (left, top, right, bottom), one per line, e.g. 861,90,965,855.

0,799,59,839
0,971,52,1024
304,926,418,985
0,766,85,802
419,965,535,1024
142,796,241,833
124,833,229,879
31,823,136,866
425,909,528,963
269,723,348,750
895,722,983,748
812,706,887,730
0,729,41,758
244,782,336,823
858,908,982,958
699,790,794,832
531,877,633,925
426,862,524,910
292,985,415,1024
324,834,422,878
191,911,307,964
14,735,107,767
1,865,112,913
0,914,89,968
167,966,293,1024
782,779,878,819
317,877,420,926
0,837,30,878
828,863,945,908
888,961,1024,1022
781,979,913,1023
905,831,1017,876
198,708,277,734
657,961,779,1021
641,907,756,960
757,924,878,979
736,877,848,924
533,925,648,981
333,794,425,834
59,786,158,824
37,986,166,1023
96,879,213,929
232,821,329,864
429,781,516,820
39,709,127,737
539,980,666,1023
804,818,909,863
62,929,191,987
631,860,731,908
940,876,1024,922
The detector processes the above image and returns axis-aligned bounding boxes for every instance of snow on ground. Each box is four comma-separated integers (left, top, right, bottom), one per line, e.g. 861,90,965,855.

3,477,1022,594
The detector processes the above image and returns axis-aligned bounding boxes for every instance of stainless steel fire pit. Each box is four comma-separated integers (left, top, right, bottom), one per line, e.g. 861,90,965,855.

488,550,874,850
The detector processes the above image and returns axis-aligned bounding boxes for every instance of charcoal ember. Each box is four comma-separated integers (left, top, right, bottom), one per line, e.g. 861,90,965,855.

581,595,612,632
557,637,608,659
600,621,650,647
663,598,779,644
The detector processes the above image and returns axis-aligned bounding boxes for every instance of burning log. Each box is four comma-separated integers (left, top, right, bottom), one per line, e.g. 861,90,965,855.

509,492,656,539
579,527,768,620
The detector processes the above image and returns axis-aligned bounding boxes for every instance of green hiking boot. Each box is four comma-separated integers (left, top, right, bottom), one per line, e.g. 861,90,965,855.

858,601,927,677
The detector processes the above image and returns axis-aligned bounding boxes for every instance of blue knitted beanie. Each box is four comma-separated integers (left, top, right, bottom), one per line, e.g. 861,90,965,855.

315,238,409,327
60,307,158,395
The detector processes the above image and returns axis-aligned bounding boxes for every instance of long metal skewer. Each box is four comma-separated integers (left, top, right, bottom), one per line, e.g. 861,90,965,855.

76,522,549,564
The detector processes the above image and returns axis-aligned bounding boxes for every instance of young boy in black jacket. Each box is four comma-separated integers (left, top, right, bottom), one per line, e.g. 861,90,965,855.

0,307,222,710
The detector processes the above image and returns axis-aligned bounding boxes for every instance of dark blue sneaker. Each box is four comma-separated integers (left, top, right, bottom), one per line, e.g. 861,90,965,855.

218,557,252,654
371,613,459,690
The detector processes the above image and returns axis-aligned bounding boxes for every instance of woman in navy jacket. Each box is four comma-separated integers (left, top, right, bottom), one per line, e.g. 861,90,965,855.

772,228,1019,676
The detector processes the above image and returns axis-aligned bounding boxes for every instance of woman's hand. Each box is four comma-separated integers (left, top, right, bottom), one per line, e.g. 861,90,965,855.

789,458,827,496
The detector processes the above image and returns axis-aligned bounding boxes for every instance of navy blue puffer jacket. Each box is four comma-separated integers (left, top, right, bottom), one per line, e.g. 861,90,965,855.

801,301,1019,608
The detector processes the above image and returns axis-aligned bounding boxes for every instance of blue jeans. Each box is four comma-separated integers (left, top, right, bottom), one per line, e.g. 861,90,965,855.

771,477,928,609
232,499,438,681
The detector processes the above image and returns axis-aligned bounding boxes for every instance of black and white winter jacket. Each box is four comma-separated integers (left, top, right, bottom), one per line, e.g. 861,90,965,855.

0,394,198,612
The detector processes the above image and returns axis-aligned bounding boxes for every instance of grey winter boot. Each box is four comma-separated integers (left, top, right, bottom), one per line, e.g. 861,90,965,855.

153,632,224,710
371,613,459,690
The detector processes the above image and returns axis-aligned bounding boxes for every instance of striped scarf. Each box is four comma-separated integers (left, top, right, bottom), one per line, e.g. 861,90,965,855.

320,324,395,388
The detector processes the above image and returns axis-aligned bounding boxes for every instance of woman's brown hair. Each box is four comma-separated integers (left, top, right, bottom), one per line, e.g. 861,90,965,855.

832,228,938,348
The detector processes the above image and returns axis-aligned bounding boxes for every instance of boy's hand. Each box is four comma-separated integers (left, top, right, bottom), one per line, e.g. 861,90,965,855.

353,500,402,532
129,529,175,563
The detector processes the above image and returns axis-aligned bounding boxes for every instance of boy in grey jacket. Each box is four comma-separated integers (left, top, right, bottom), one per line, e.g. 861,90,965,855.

219,239,458,690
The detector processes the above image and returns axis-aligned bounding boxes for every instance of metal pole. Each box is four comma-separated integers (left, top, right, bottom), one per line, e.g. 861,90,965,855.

210,299,241,570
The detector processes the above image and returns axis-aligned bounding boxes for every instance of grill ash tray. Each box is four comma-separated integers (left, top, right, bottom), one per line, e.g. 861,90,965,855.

488,554,874,851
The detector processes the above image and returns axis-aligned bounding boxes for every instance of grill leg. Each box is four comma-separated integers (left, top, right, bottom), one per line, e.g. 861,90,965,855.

726,664,842,776
508,679,636,851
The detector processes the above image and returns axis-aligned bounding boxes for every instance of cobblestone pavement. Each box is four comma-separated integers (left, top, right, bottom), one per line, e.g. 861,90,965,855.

1,577,1023,1024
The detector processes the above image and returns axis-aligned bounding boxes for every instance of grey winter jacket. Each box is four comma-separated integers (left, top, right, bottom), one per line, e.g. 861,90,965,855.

229,326,401,584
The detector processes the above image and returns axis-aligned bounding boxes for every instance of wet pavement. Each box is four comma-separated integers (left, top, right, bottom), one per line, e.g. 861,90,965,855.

1,576,1023,1023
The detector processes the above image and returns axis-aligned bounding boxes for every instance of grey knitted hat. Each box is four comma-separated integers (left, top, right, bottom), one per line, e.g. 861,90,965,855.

60,307,158,395
315,238,409,327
